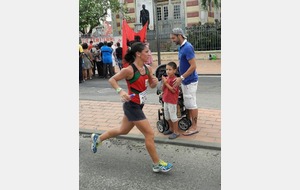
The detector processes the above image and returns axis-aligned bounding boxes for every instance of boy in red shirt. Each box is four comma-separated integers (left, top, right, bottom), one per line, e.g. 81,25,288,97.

162,62,180,139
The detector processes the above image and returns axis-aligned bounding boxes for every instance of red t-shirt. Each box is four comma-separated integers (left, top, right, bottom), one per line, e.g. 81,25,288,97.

88,44,93,50
162,76,179,104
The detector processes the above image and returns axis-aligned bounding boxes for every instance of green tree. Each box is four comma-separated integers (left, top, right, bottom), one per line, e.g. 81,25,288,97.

79,0,127,34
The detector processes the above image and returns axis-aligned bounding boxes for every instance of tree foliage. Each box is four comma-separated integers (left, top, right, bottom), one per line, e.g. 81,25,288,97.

79,0,127,34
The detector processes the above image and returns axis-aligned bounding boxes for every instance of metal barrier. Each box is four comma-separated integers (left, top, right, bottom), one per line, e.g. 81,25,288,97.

147,21,221,52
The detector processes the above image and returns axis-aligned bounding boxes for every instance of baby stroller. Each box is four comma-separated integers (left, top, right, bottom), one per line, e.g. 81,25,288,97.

155,64,192,133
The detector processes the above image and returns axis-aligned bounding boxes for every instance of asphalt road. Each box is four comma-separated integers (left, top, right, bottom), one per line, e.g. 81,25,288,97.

79,75,221,109
79,134,221,190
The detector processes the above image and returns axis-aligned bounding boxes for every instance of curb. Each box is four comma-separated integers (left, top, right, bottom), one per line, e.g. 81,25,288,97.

80,129,221,151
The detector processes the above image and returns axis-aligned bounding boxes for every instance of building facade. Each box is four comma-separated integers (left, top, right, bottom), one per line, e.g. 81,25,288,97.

112,0,221,35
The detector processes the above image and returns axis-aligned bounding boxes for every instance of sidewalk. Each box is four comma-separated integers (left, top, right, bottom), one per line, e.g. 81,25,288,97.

79,59,221,150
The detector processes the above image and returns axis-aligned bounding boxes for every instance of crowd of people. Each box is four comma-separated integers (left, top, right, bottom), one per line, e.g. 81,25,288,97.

86,27,199,173
79,40,123,83
79,39,154,83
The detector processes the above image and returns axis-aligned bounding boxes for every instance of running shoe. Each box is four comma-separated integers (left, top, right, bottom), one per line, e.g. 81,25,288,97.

152,159,173,173
91,133,100,153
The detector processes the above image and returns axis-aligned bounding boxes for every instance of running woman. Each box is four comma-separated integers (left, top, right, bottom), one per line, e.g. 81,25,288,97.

91,42,173,173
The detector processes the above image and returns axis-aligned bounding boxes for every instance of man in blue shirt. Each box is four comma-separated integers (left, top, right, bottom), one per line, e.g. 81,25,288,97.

101,41,114,78
170,28,199,136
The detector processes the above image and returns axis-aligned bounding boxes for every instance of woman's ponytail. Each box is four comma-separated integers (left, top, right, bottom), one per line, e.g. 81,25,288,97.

124,42,145,64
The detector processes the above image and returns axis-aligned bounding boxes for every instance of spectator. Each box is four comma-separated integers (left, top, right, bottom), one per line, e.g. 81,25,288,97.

97,42,104,78
79,43,84,83
93,44,102,77
170,28,199,136
109,41,117,74
90,44,97,76
161,62,180,139
88,40,93,50
82,43,94,80
101,41,114,79
115,42,123,70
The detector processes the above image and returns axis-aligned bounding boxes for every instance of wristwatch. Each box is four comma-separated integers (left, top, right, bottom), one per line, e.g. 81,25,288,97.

180,75,185,80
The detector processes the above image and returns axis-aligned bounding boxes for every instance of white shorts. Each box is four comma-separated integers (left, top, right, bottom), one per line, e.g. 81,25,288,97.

181,81,198,109
163,102,178,122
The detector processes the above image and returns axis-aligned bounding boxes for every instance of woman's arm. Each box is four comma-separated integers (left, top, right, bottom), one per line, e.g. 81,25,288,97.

109,67,133,102
146,65,158,88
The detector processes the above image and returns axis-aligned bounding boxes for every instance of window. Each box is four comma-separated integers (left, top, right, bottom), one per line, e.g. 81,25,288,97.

163,6,168,20
174,4,181,19
157,7,162,21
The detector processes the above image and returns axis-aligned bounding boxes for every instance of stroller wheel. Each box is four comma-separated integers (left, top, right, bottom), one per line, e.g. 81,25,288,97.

157,120,165,133
156,120,169,133
178,117,192,131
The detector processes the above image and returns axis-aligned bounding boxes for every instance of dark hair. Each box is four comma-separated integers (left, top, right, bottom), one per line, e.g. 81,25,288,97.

167,61,177,70
98,42,104,49
82,43,88,49
134,35,141,42
107,42,112,47
127,40,136,47
124,42,146,64
90,41,93,44
127,36,142,48
117,42,120,47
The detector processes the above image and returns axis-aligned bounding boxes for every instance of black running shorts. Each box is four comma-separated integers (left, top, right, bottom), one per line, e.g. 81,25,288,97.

123,101,146,121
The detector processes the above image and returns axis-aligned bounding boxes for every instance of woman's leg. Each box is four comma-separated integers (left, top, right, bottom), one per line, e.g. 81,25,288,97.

83,69,87,80
99,115,134,142
134,119,159,164
89,68,93,79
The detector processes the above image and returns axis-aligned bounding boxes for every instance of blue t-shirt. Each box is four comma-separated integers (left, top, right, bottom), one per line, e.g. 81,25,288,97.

100,45,113,64
178,42,198,85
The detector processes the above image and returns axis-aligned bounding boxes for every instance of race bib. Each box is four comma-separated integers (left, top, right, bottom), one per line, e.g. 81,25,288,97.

139,89,147,104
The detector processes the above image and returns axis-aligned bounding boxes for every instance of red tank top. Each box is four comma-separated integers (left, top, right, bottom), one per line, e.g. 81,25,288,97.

126,64,150,104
